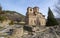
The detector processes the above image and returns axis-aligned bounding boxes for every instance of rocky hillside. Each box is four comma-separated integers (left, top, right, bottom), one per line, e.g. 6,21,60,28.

0,10,25,22
35,25,60,38
22,25,60,38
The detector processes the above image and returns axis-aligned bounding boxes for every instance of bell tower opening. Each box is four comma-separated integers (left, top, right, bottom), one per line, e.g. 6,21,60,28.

27,7,33,13
33,7,39,13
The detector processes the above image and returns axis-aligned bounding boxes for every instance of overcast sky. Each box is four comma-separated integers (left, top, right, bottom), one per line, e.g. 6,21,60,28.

0,0,57,18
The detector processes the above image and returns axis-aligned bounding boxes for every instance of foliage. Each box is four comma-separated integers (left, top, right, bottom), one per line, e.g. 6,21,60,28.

0,5,25,22
0,26,5,31
9,21,14,25
0,26,3,29
0,16,6,22
0,5,5,14
56,18,60,24
23,26,32,32
3,10,25,22
46,8,59,26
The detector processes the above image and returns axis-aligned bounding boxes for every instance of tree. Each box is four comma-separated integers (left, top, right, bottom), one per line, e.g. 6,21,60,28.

54,0,60,17
0,5,5,14
0,5,2,14
46,8,59,26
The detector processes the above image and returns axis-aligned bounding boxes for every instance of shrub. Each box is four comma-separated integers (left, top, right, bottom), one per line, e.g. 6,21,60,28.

9,21,14,25
23,26,32,32
0,16,6,22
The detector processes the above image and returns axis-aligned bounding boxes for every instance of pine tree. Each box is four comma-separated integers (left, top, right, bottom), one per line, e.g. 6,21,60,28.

46,8,59,26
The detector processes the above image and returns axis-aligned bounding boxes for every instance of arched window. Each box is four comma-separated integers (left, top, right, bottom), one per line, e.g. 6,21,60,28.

34,20,36,24
31,20,33,24
30,9,32,11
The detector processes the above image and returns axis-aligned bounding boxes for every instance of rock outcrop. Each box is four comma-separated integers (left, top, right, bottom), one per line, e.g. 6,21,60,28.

22,25,60,38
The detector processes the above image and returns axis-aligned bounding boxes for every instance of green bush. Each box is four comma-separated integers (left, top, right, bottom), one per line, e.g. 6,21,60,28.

23,26,32,32
9,21,14,25
0,16,6,22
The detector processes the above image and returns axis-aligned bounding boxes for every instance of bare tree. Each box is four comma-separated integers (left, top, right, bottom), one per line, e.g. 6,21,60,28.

54,0,60,16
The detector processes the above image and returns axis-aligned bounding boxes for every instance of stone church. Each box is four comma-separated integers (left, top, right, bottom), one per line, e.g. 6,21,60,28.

25,7,46,26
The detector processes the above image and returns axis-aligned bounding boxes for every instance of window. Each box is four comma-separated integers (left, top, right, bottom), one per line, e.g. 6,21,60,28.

30,9,32,11
42,20,43,25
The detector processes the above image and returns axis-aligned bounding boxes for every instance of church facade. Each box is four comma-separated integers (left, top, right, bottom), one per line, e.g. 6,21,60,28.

25,7,46,26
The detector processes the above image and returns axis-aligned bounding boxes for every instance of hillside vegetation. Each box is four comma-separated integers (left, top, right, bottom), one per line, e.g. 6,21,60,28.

0,10,25,22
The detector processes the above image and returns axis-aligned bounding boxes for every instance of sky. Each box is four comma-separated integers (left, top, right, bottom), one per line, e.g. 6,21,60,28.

0,0,57,18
